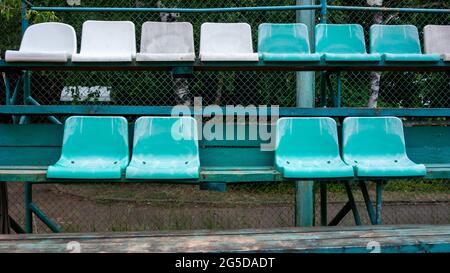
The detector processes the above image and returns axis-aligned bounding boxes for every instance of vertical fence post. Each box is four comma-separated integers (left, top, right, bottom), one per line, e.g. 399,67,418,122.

319,0,327,107
24,182,33,233
20,0,31,125
320,0,328,23
295,0,316,227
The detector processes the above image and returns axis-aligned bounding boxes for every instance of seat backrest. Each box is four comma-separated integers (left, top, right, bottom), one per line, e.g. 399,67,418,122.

342,117,407,162
140,22,194,54
200,23,255,55
315,24,367,54
19,22,76,54
79,21,136,55
60,116,129,163
258,23,312,54
424,25,450,55
370,25,422,54
275,118,341,163
132,117,199,160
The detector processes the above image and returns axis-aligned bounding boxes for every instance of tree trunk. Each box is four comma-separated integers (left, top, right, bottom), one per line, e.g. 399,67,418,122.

367,0,383,108
157,1,190,106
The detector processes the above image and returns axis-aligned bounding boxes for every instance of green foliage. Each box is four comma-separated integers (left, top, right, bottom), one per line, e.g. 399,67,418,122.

1,0,448,108
0,0,58,53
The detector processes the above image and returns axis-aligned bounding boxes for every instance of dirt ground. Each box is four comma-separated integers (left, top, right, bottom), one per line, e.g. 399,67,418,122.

5,183,450,233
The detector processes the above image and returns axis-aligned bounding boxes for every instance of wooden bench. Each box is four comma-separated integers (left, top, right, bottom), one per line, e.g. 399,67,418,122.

0,225,449,253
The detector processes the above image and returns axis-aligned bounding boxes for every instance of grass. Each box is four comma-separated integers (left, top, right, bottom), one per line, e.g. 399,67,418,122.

52,180,450,208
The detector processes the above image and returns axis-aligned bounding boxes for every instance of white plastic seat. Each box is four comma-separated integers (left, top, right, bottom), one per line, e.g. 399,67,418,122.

424,25,450,61
200,23,259,62
136,22,195,62
5,22,76,62
71,21,136,62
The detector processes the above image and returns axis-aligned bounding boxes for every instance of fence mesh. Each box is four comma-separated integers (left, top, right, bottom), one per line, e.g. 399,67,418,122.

1,0,449,233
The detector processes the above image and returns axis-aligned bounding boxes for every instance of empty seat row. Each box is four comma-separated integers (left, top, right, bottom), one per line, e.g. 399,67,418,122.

47,116,426,181
5,22,450,63
47,116,201,180
276,117,426,179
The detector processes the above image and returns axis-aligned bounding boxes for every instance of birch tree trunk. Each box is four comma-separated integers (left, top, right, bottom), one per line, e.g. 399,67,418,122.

157,1,191,106
367,0,383,108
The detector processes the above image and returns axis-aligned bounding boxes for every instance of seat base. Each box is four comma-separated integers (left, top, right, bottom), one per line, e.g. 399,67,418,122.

352,162,427,177
443,54,450,62
5,50,69,62
277,160,354,179
383,53,441,62
71,54,133,62
261,53,321,62
125,162,200,180
324,53,381,62
200,53,259,62
47,165,123,179
136,53,195,62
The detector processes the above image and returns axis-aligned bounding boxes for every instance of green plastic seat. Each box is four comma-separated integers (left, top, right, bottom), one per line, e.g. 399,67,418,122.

275,118,354,179
370,25,441,62
47,116,129,179
258,23,321,62
126,117,200,180
342,117,426,178
315,24,381,62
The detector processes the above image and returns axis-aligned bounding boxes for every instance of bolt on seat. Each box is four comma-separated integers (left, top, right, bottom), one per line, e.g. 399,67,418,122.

258,23,321,62
315,24,381,62
342,117,426,178
136,22,196,62
275,118,354,179
200,23,259,62
126,117,200,180
47,116,129,179
424,25,450,62
71,21,136,62
370,25,441,62
5,22,77,62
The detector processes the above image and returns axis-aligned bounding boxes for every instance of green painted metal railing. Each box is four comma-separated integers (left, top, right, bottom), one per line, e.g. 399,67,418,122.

26,1,450,14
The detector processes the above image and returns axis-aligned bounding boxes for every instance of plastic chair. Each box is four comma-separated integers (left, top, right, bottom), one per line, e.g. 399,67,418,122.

258,23,321,62
275,118,354,179
424,25,450,61
200,23,259,61
5,22,76,62
126,117,200,180
71,21,136,62
136,22,196,62
315,24,381,62
342,117,426,178
47,116,129,179
370,25,440,62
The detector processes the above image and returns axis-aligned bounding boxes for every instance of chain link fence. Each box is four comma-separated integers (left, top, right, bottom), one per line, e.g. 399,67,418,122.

1,0,449,233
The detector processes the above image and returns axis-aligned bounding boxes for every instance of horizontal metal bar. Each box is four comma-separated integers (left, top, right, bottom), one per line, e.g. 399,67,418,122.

328,5,450,14
0,166,447,183
0,106,448,117
30,5,321,13
1,60,449,72
26,96,63,125
29,5,450,14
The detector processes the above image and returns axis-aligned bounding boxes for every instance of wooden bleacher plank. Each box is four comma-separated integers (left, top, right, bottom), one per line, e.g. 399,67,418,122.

0,225,449,253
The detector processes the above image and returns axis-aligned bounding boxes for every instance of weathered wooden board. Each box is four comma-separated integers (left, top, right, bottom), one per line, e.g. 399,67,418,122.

0,225,449,253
